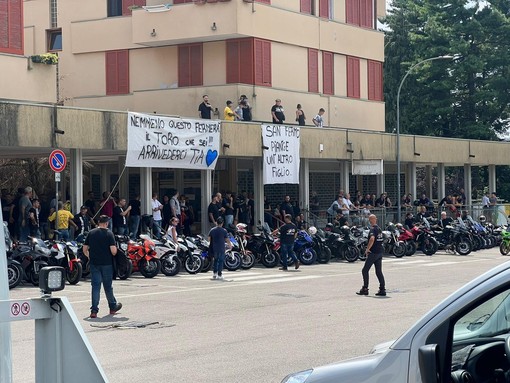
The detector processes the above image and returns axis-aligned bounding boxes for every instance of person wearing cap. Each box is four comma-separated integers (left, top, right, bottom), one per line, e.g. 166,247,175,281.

83,215,122,319
271,99,285,124
73,205,95,242
208,217,231,281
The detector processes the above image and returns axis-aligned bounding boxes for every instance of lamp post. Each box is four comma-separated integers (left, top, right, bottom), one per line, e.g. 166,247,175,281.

396,55,454,222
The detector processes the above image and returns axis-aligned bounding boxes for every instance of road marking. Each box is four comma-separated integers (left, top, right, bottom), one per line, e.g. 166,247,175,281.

423,261,459,267
228,274,294,282
386,259,429,264
246,275,321,284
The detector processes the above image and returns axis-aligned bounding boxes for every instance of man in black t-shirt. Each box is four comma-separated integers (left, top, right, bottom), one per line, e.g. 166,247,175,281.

128,195,141,240
27,199,41,238
83,215,122,318
275,214,300,271
112,198,130,235
198,95,213,119
357,214,386,297
208,194,221,229
271,99,285,124
73,206,94,242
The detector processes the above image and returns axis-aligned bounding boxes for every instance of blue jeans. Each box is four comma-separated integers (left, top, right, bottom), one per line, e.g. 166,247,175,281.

152,219,162,239
114,226,128,236
55,229,70,242
19,224,30,242
90,264,118,313
280,242,297,269
212,251,226,276
129,215,141,240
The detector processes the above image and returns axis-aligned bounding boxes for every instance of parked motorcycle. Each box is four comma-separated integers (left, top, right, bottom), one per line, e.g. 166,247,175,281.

500,228,510,256
293,230,317,265
410,218,439,255
308,226,331,264
229,223,256,270
323,224,359,262
10,237,52,286
4,224,22,289
245,223,280,268
430,218,472,256
396,223,417,256
48,240,83,284
383,223,406,258
118,235,160,278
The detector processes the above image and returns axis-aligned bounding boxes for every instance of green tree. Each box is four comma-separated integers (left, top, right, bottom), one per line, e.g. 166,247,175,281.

384,0,510,140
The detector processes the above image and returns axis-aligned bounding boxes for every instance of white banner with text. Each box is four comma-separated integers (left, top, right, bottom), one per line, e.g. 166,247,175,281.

126,112,221,169
261,124,300,185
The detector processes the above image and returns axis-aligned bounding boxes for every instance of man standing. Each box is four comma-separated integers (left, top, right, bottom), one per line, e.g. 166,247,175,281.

170,190,181,233
209,217,231,281
271,99,285,124
208,193,221,229
27,198,41,239
84,191,97,218
198,94,213,119
276,214,300,271
73,205,94,242
48,201,78,241
128,194,141,240
83,215,122,319
19,187,33,241
151,192,163,239
357,214,386,296
112,198,131,235
280,195,294,220
312,108,326,127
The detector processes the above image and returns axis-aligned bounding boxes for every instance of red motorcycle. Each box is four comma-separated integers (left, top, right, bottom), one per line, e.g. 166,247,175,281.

409,219,439,256
396,223,417,256
118,235,161,278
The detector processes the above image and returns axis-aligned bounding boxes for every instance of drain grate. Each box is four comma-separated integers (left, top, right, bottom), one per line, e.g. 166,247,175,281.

90,321,176,330
270,293,309,299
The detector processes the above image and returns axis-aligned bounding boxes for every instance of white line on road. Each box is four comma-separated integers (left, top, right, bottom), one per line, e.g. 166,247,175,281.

246,275,321,284
423,261,459,267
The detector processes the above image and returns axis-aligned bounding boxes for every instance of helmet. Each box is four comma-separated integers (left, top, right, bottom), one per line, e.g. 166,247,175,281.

308,226,317,235
236,223,248,233
395,223,403,229
325,223,334,231
479,215,486,223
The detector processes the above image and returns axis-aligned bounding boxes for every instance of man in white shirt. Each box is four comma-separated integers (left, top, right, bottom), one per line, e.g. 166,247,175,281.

151,192,163,239
312,108,325,128
342,193,355,222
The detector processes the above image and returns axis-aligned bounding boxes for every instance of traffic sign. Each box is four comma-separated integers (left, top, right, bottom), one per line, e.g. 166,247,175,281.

49,149,67,173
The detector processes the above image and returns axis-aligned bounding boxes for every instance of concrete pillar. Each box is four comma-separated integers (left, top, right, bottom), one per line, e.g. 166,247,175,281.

488,164,496,193
69,149,83,214
201,170,213,236
376,174,385,196
175,169,184,192
425,165,433,199
140,167,152,215
100,165,108,195
253,158,264,228
117,156,128,199
437,163,446,201
340,161,350,194
464,164,472,206
406,162,417,200
299,158,310,213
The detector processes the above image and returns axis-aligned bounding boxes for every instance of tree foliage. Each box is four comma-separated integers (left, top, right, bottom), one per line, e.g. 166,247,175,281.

383,0,510,140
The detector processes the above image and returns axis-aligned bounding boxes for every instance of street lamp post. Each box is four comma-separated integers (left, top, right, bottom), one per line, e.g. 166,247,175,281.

396,55,454,223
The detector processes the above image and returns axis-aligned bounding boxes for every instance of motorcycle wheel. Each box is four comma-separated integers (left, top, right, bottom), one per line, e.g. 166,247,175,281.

66,262,83,285
241,251,256,270
471,236,482,251
161,253,181,276
224,251,242,271
184,254,203,274
392,242,406,258
500,241,510,256
405,241,417,256
139,258,161,278
317,246,331,264
342,245,359,262
261,250,280,268
422,238,438,256
7,263,23,289
298,248,317,265
117,259,133,280
456,239,472,256
201,255,212,273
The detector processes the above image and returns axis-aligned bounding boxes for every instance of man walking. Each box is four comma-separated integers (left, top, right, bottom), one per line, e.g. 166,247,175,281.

356,214,386,296
83,215,122,318
209,217,231,281
276,214,300,271
151,192,163,239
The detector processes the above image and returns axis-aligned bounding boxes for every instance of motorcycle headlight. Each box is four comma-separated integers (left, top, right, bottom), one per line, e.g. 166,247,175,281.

281,369,313,383
120,243,128,251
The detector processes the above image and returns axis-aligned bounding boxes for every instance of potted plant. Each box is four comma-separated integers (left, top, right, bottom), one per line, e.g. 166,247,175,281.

31,53,59,65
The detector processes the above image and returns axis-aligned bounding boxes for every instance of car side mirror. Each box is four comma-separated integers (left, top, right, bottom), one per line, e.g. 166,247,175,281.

418,344,441,383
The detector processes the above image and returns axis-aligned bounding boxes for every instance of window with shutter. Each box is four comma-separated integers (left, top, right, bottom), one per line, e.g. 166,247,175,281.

319,0,330,19
360,0,373,29
173,0,193,3
322,51,334,95
368,60,383,101
226,38,254,85
178,43,203,87
122,0,146,16
0,0,23,55
254,39,271,87
347,56,360,98
300,0,312,14
108,0,123,17
106,50,130,95
308,49,319,93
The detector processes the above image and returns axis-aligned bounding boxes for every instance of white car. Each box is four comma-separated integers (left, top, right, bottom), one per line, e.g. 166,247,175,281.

282,260,510,383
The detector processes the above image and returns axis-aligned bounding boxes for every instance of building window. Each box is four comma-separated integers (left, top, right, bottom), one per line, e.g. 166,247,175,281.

254,39,271,87
322,51,334,95
106,50,130,95
226,38,254,85
178,43,203,87
0,0,24,55
308,49,319,93
346,0,374,29
300,0,315,14
347,56,360,98
319,0,330,19
368,60,383,101
173,0,193,3
47,28,62,52
107,0,146,17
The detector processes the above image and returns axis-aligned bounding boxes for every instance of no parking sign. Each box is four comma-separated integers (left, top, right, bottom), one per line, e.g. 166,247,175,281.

49,149,67,173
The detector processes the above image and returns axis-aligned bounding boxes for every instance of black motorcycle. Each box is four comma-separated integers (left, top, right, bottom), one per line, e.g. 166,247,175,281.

323,224,360,262
246,223,280,268
309,227,331,264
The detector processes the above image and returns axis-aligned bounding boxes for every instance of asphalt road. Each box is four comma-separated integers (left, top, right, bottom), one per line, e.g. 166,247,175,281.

7,248,510,383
